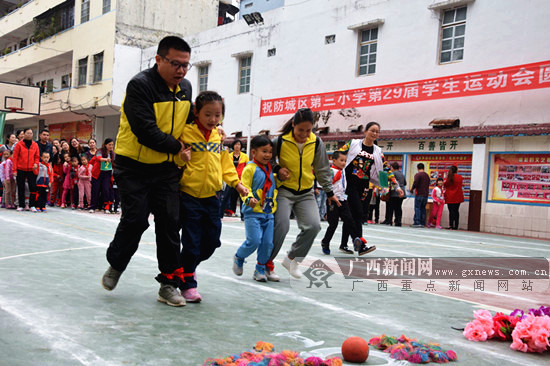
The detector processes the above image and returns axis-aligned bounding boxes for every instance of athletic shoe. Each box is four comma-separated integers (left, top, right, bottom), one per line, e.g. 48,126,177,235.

101,266,122,291
339,246,354,254
357,244,377,256
411,224,424,228
265,269,280,282
232,255,245,276
157,284,186,307
60,204,66,208
321,241,331,255
89,209,94,213
282,255,302,279
30,207,38,212
253,267,268,282
16,207,24,212
24,205,30,211
182,288,202,303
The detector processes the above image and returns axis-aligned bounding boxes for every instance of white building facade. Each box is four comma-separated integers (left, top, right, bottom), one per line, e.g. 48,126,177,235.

174,0,550,238
0,0,220,143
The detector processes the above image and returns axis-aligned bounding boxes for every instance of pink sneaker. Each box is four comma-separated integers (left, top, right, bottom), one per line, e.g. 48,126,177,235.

436,225,442,229
182,288,202,303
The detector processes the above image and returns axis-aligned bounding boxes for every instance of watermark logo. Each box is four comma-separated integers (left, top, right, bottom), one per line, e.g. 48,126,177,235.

303,259,334,289
290,257,549,294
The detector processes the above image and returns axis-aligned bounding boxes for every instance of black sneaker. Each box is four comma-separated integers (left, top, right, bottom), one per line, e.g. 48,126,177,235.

339,246,354,254
321,241,331,255
357,244,377,256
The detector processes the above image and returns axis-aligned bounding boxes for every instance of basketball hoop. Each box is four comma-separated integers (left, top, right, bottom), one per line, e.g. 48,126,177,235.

9,107,23,113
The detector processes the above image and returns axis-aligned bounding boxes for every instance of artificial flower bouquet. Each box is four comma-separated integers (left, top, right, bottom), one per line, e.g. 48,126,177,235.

463,306,550,353
203,341,342,366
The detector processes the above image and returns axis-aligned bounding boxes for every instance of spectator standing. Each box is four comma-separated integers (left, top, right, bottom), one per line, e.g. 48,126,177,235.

1,150,15,208
0,133,18,153
382,162,407,226
410,163,430,227
36,129,53,157
444,165,464,230
78,155,93,209
12,128,39,211
35,152,53,212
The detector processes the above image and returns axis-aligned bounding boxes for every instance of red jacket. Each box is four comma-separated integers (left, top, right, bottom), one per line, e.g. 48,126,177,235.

89,156,101,179
444,174,464,204
12,140,40,173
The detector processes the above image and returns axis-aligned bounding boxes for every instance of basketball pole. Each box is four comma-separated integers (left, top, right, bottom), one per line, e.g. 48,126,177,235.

0,112,6,140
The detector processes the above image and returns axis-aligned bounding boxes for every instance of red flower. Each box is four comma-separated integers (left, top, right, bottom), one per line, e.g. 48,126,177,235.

492,312,518,341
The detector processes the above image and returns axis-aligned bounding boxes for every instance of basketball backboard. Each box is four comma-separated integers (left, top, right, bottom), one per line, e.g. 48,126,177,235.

0,81,41,115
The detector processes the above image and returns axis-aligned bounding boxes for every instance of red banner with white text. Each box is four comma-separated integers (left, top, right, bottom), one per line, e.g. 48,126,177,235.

260,60,550,116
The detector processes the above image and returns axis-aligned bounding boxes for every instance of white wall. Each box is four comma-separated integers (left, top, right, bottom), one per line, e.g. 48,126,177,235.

182,0,550,136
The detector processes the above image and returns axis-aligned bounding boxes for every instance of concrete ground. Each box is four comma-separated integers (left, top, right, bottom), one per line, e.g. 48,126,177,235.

0,207,548,365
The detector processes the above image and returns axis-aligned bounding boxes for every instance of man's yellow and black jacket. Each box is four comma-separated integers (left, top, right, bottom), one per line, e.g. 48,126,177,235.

115,64,193,168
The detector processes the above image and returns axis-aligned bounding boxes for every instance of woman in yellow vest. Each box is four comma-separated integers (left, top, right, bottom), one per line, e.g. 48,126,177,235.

267,108,340,279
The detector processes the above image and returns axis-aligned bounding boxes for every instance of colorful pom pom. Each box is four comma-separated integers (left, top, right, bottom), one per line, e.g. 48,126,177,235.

368,334,458,364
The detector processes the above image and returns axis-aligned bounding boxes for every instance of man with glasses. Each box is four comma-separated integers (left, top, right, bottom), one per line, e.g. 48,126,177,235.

101,36,193,307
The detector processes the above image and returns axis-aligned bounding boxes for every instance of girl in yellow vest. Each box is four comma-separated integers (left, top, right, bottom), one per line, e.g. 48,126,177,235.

267,108,340,279
176,91,248,302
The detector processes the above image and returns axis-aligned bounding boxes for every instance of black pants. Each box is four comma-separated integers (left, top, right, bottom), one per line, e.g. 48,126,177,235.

16,170,37,208
106,163,183,287
36,186,48,209
448,203,461,229
386,196,404,225
322,200,361,248
367,195,380,223
342,187,365,245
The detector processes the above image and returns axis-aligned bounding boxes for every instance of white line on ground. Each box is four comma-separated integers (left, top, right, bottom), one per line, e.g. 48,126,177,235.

0,215,541,365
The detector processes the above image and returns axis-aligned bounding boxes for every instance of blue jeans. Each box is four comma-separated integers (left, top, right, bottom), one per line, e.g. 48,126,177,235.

236,215,274,271
413,195,428,226
316,190,327,219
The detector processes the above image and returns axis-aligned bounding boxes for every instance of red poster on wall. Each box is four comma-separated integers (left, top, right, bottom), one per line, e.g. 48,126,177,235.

492,153,550,204
76,121,93,142
410,154,472,200
49,124,62,140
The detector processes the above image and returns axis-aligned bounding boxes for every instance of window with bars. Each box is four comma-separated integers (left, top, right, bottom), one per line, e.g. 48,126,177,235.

78,57,88,86
81,0,90,23
198,65,209,92
239,56,252,94
93,52,103,83
439,6,467,63
102,0,111,14
358,27,378,76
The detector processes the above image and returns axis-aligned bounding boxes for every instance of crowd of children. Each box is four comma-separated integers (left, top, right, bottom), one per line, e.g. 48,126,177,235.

0,130,118,214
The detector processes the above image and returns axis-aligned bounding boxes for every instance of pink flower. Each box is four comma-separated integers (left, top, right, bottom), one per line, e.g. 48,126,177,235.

464,320,489,342
473,309,495,338
510,314,550,353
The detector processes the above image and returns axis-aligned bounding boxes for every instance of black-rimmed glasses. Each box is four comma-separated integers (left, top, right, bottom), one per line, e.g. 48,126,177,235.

161,56,192,71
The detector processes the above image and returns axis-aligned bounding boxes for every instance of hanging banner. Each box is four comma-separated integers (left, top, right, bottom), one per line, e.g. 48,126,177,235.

492,153,550,204
410,154,472,200
260,60,550,116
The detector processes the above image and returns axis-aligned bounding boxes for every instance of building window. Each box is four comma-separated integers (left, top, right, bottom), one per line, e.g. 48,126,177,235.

198,65,209,92
439,6,467,63
267,48,276,57
61,74,71,89
46,79,54,93
102,0,111,14
245,2,253,8
325,35,336,44
81,0,90,23
239,56,252,94
93,52,103,83
78,57,88,86
358,27,378,75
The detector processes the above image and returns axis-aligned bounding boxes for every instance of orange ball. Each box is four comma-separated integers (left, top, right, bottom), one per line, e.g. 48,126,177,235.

341,336,369,363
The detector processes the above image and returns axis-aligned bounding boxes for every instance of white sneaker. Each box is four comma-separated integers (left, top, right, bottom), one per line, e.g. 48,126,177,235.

266,269,280,282
282,255,302,279
30,207,37,212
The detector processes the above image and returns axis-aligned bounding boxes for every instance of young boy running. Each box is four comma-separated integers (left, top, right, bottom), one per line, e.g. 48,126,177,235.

232,135,278,282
